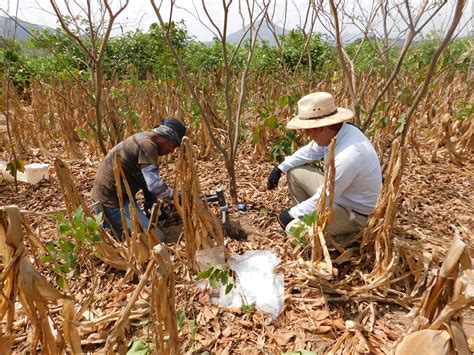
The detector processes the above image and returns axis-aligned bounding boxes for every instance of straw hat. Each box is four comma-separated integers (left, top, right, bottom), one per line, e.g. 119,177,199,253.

286,92,354,129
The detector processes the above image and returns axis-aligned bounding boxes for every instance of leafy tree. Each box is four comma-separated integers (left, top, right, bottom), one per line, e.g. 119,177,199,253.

280,29,335,73
345,38,397,72
405,33,471,74
248,39,279,72
103,21,190,80
1,38,33,96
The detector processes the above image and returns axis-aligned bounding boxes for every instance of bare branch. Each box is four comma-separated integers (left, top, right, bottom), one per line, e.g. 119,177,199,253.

150,0,228,159
328,0,360,123
50,0,95,60
399,0,467,146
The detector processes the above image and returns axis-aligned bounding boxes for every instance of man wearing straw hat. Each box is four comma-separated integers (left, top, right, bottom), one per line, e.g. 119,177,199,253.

267,92,382,236
91,117,186,241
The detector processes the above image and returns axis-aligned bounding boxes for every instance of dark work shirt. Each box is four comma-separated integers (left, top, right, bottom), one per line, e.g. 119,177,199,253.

91,132,160,207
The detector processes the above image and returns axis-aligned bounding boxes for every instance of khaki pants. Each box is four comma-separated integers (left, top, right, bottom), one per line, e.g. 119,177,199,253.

286,166,367,237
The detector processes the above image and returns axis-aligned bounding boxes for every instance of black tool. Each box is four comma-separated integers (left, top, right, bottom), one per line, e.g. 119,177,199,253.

204,189,229,236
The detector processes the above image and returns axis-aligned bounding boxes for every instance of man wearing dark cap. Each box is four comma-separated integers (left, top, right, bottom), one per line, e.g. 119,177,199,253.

91,117,186,241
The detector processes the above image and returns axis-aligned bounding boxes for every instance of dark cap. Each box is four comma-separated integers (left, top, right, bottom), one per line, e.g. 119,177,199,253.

153,117,187,146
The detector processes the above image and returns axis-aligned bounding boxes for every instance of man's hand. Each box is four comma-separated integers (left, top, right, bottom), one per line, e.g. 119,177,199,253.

267,166,282,190
278,208,294,229
158,203,173,221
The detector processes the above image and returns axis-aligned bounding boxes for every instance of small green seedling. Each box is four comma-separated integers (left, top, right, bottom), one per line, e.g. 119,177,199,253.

40,206,102,288
176,310,185,329
195,266,234,295
241,303,255,314
127,339,154,355
288,210,318,247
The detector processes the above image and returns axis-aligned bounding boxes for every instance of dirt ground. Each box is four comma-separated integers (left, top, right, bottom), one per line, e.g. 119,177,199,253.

1,142,473,353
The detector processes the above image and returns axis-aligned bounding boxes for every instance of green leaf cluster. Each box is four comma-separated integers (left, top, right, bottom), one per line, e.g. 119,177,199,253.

6,158,25,176
56,206,102,243
453,101,473,121
127,339,154,355
241,303,255,314
279,30,336,74
40,207,102,288
288,210,318,247
196,266,234,295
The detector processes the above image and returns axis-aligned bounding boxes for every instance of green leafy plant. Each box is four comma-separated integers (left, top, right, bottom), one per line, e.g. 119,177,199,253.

195,266,234,295
176,310,186,330
288,210,318,247
40,207,102,288
271,130,297,163
282,350,317,355
127,339,154,355
56,207,102,243
6,158,25,176
453,101,473,121
260,208,270,217
188,319,197,347
241,303,255,314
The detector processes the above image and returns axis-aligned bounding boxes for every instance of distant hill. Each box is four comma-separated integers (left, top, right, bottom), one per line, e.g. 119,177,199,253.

0,16,52,40
222,23,286,45
220,24,367,45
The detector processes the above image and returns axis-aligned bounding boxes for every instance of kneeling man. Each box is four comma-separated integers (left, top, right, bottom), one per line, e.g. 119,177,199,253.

267,92,382,236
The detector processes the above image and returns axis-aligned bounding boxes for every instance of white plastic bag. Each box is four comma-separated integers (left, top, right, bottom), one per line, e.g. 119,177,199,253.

195,245,225,271
219,250,284,320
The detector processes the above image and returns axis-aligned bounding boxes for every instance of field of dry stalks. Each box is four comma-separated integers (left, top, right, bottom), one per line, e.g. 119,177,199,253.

1,72,473,353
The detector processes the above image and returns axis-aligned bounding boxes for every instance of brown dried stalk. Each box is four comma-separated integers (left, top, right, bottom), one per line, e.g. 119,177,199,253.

394,232,473,354
312,137,336,277
151,245,179,354
0,206,70,353
422,234,472,323
174,136,224,272
104,257,156,354
54,158,130,270
112,154,161,267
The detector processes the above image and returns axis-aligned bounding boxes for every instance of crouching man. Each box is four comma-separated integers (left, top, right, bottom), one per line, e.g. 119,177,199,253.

91,118,186,241
267,92,382,237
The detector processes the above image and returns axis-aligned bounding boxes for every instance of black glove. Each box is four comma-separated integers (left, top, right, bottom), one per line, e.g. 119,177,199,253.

278,208,294,229
158,203,172,221
267,166,282,190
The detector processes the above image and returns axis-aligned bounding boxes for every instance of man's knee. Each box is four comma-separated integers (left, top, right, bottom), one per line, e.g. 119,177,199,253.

287,167,304,187
326,206,367,237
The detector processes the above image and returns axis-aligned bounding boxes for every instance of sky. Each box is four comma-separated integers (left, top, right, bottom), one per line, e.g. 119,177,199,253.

1,0,472,41
3,0,311,41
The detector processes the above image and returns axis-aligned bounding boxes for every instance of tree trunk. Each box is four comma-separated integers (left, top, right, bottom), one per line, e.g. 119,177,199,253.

94,65,107,155
225,158,238,204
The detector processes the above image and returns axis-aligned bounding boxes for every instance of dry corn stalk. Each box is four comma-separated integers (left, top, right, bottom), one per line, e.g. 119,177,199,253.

251,125,267,160
151,245,179,354
104,257,156,354
198,118,215,157
112,154,160,266
360,138,403,275
395,329,451,355
422,234,472,322
0,206,70,353
456,118,473,154
395,232,473,354
311,137,336,277
328,304,380,354
174,136,224,271
54,158,130,270
62,282,83,354
430,113,464,166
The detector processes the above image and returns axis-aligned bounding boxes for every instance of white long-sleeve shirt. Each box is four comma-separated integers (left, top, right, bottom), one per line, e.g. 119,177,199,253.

278,123,382,218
